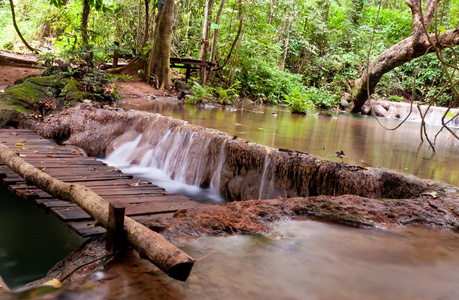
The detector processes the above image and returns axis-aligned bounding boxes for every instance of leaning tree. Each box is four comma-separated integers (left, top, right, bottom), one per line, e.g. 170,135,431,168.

350,0,459,114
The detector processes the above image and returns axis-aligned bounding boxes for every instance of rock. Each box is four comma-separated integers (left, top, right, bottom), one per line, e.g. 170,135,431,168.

372,104,388,117
340,92,350,109
175,80,194,101
318,111,333,118
361,102,371,115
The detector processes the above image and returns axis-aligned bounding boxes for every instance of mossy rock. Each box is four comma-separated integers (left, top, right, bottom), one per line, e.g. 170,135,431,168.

0,101,27,128
1,76,55,111
61,79,85,104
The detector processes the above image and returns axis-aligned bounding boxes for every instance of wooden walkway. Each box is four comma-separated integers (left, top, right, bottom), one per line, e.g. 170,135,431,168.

0,129,203,237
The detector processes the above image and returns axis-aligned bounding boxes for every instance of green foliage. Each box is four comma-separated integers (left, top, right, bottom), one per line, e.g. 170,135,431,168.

388,95,404,102
1,0,459,110
284,89,313,114
190,82,213,103
237,55,306,104
305,86,340,108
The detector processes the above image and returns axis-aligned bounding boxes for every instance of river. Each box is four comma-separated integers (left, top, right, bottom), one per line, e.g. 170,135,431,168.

1,99,459,298
121,99,459,186
0,185,85,290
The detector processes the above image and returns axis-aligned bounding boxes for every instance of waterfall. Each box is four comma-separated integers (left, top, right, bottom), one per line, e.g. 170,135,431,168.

210,140,227,191
258,153,274,200
104,129,227,204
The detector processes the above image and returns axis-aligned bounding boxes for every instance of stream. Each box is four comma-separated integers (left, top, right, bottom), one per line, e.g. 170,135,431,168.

0,185,85,290
2,98,459,298
121,99,459,186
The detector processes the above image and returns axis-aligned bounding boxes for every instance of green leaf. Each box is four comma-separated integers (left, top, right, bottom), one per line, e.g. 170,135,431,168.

444,112,455,118
438,25,447,34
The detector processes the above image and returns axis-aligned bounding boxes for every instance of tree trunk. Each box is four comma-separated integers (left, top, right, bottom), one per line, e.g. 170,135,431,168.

0,143,195,281
147,0,174,90
8,0,38,54
199,0,215,61
81,0,91,44
350,0,459,113
206,0,226,82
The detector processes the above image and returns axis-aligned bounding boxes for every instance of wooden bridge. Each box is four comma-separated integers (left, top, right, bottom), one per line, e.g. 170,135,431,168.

0,129,203,237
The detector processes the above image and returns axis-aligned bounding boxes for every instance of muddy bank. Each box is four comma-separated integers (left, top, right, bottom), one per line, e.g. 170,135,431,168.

142,194,459,242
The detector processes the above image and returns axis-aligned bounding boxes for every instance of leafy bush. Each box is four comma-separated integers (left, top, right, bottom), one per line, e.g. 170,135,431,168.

389,95,404,102
284,89,313,114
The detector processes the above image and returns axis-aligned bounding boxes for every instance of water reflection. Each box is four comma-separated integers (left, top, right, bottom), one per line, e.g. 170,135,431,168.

155,219,459,300
121,100,459,186
0,185,85,289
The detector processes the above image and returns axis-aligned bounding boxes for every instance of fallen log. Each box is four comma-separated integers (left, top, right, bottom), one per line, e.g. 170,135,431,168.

0,143,194,281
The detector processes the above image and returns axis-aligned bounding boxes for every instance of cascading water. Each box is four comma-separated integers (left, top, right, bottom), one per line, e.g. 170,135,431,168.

258,153,274,200
385,102,459,127
103,130,228,204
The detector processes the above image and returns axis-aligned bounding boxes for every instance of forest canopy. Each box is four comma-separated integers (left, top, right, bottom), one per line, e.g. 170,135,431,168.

1,0,459,110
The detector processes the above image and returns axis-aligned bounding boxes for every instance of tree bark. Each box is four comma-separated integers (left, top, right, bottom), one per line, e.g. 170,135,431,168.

199,0,215,62
206,0,226,82
8,0,38,54
0,143,195,281
349,0,457,113
147,0,174,90
81,0,91,44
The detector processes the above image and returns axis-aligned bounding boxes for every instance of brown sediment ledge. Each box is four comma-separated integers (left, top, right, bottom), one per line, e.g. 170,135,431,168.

32,105,459,230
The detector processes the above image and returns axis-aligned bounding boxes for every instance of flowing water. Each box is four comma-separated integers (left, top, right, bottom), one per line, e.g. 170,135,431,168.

3,98,459,297
121,100,459,186
156,219,459,300
0,185,85,290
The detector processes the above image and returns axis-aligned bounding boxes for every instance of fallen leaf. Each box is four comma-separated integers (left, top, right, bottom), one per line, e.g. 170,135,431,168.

50,147,54,150
65,208,70,211
46,155,55,158
15,143,24,146
114,183,124,186
34,151,39,153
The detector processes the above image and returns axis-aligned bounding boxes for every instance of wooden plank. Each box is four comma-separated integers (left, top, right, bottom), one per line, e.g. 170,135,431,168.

67,221,106,237
1,129,206,239
35,198,77,208
52,197,202,221
52,207,92,221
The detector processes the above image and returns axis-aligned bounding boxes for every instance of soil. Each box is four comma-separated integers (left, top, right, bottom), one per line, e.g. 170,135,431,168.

0,51,176,102
0,65,42,91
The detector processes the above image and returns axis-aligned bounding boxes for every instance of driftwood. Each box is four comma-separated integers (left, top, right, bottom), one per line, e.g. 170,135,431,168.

0,143,194,281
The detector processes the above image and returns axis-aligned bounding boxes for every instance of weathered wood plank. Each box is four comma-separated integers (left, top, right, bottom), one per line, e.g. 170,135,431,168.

67,221,106,237
0,129,203,241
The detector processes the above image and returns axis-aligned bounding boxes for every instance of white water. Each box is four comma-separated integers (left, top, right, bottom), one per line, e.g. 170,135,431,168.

103,133,227,204
384,101,459,127
258,153,275,200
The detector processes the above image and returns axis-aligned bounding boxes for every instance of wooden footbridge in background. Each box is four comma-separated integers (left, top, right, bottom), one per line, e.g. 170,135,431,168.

0,129,203,237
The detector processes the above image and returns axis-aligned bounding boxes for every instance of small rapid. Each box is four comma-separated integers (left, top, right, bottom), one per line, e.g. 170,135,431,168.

103,134,227,204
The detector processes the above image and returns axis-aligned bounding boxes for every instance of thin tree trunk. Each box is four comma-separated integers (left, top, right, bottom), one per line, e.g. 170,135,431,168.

9,0,38,54
0,143,195,281
214,0,243,72
280,18,293,71
199,0,215,61
207,0,226,82
81,0,91,44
